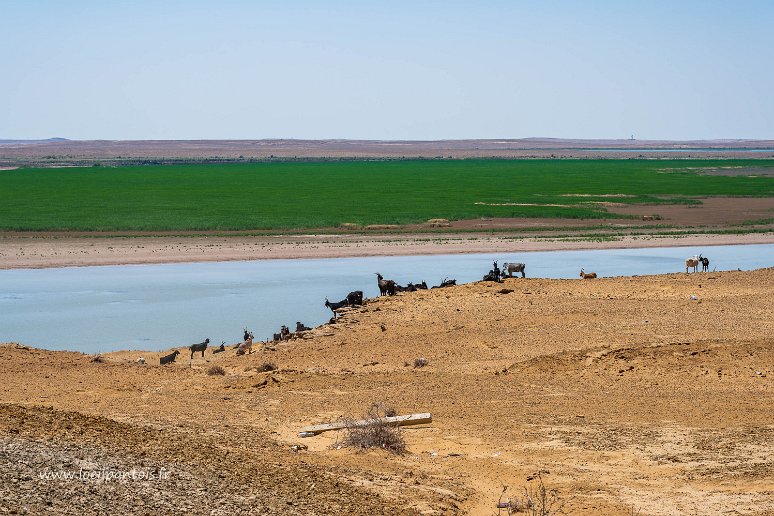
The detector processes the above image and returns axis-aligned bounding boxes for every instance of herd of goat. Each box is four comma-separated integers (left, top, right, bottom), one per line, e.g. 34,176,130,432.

158,254,711,365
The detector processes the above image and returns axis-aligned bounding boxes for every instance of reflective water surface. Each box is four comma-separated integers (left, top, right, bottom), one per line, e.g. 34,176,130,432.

1,244,771,353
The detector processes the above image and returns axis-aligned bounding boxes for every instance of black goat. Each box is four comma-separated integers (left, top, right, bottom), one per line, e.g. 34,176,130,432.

482,271,501,282
483,261,503,282
212,343,226,354
375,273,396,296
432,278,457,288
296,321,312,332
159,350,180,365
189,338,210,359
701,256,710,272
405,281,428,292
346,290,364,306
325,297,348,318
280,325,291,341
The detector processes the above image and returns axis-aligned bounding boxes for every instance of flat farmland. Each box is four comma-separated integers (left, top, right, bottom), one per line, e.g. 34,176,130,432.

1,159,773,232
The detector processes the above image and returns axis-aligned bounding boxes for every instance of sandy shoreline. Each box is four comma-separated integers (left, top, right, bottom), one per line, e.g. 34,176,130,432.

3,268,773,514
1,231,772,270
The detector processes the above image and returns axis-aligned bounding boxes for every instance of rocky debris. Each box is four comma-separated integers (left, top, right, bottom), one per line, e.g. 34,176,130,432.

0,405,419,515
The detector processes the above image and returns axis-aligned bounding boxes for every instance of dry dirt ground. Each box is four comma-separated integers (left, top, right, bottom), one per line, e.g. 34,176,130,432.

2,269,773,515
1,232,773,270
605,197,774,226
2,138,774,164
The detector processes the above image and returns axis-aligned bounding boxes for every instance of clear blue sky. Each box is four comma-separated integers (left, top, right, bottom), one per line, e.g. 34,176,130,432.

2,1,773,140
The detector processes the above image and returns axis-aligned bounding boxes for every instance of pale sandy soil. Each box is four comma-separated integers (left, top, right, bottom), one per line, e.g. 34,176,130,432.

2,269,773,514
0,232,772,270
605,197,774,225
2,138,774,165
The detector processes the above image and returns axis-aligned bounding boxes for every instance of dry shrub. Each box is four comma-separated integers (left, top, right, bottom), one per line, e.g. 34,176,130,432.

498,473,568,516
90,354,105,363
256,362,278,372
339,403,405,455
413,357,429,368
206,365,226,376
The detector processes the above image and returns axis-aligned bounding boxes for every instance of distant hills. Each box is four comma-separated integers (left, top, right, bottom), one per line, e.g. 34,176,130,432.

1,138,773,165
0,138,69,145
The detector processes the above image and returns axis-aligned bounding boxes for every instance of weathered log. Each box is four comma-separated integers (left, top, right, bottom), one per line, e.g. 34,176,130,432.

299,412,432,437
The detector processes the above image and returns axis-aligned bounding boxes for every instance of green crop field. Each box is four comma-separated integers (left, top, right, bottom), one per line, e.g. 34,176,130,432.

0,159,772,231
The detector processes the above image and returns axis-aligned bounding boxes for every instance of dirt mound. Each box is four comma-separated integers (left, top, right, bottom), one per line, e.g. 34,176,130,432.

2,268,773,514
0,404,419,515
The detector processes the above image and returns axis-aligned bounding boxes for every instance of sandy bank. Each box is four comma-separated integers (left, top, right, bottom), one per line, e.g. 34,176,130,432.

2,269,773,514
1,231,772,270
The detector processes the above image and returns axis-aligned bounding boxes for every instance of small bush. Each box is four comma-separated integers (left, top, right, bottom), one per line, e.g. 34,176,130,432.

413,357,429,368
338,403,406,455
256,362,278,372
498,473,568,516
90,354,104,363
206,365,226,376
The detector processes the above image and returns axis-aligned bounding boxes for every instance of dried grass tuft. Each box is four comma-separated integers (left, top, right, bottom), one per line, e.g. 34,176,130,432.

337,403,406,455
206,365,226,376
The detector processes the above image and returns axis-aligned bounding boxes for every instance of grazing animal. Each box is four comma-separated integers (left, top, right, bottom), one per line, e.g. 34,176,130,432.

136,357,146,364
492,261,501,281
189,338,210,359
483,261,502,282
272,332,281,342
375,273,397,296
502,262,526,278
237,332,254,354
159,350,180,365
404,281,428,292
685,255,701,273
346,290,364,306
580,269,597,279
701,256,710,272
279,325,291,341
212,343,226,354
432,278,456,288
296,321,311,332
482,271,500,282
325,297,348,318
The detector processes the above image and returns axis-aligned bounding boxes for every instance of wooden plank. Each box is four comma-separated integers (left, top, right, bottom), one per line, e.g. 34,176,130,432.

299,412,432,437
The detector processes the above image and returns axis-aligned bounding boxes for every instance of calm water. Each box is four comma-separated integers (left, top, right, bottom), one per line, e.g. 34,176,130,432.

1,244,772,353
